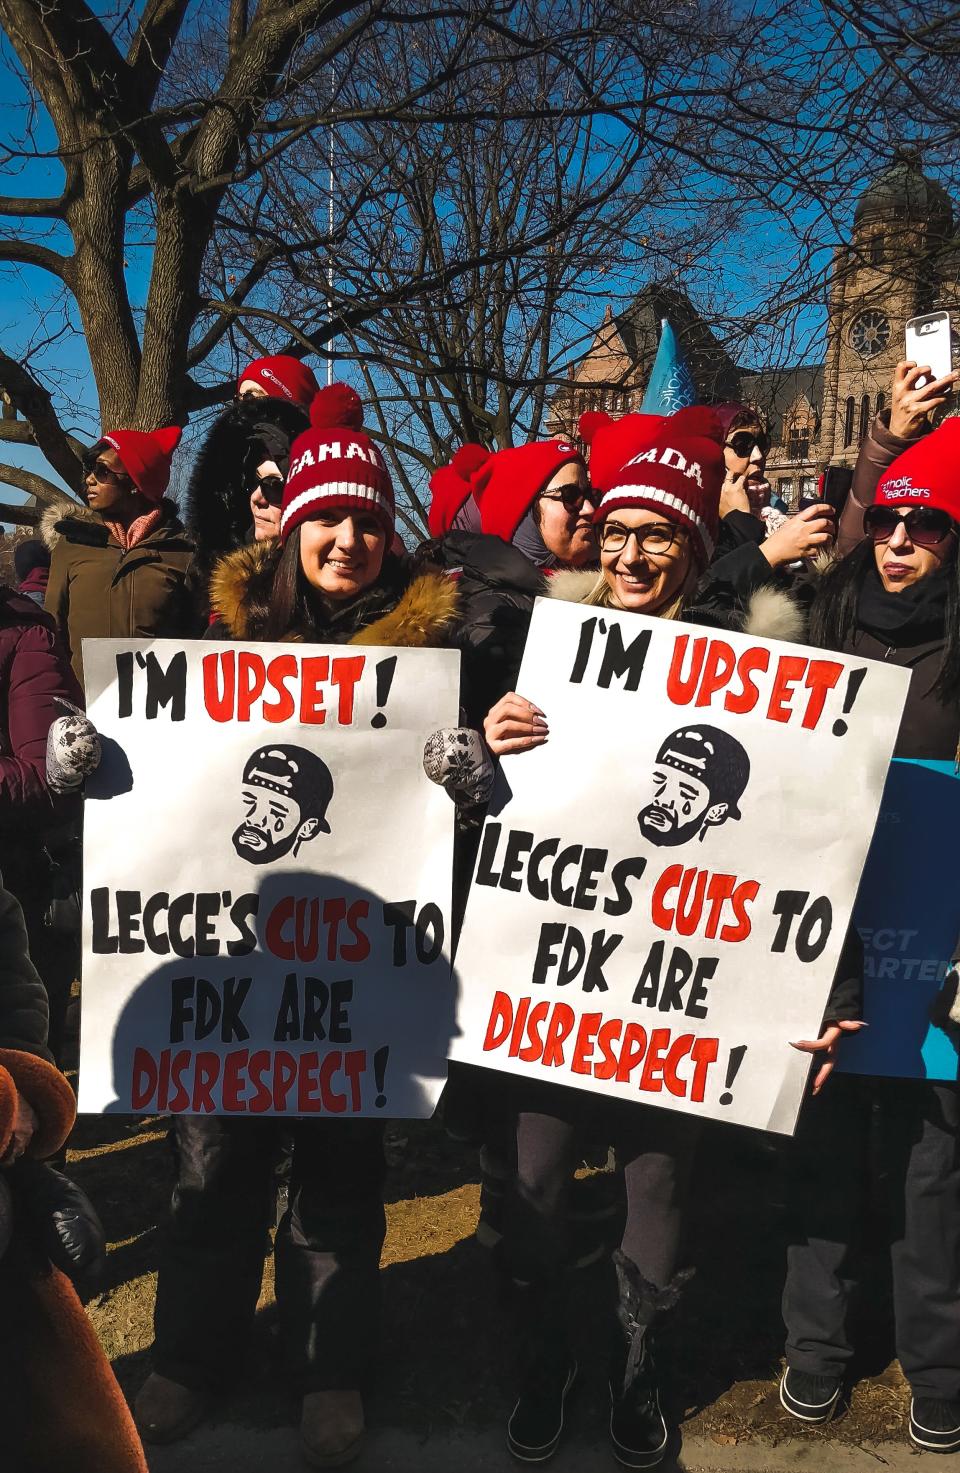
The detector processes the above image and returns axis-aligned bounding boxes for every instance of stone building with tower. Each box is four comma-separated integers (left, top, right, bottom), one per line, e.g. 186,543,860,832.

550,153,960,507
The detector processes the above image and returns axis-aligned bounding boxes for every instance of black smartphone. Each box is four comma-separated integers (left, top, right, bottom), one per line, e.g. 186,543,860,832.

819,466,853,518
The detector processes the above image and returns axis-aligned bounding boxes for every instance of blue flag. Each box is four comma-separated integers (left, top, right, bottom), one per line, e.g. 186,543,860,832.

640,318,696,414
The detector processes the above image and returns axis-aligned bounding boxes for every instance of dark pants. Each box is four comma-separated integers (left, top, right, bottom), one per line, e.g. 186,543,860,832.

153,1115,386,1394
783,1074,960,1400
507,1080,700,1291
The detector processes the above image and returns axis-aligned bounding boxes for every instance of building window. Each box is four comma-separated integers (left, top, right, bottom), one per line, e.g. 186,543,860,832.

843,396,855,448
869,234,884,265
858,394,871,443
801,477,817,500
788,425,810,461
780,479,794,502
875,391,885,417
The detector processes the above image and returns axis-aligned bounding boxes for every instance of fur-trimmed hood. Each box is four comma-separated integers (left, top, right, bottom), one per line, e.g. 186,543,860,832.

39,498,190,553
208,539,460,648
39,500,98,552
185,397,309,576
547,566,805,644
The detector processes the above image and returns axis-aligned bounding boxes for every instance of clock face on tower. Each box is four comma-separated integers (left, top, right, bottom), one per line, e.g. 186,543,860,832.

848,310,891,358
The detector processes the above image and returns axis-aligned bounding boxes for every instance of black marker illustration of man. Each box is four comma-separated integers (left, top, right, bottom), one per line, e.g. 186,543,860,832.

232,744,334,865
638,724,750,846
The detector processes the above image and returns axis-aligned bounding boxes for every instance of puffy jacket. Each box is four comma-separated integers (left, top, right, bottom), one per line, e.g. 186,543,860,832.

42,502,201,684
0,586,82,836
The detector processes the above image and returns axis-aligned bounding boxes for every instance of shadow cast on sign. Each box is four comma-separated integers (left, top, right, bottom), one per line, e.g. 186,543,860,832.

84,733,134,800
100,868,461,1121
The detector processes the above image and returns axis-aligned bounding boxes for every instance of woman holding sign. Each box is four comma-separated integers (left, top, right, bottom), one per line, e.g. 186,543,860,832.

136,384,459,1468
481,407,829,1466
779,417,960,1455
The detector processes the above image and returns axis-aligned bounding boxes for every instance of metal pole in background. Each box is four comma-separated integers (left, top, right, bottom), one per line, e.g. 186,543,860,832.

327,64,335,387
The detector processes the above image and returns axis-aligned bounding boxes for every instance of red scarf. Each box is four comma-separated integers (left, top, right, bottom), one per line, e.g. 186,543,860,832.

103,507,162,551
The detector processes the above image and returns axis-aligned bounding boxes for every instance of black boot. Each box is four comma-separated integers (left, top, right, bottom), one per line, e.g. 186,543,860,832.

608,1251,690,1469
506,1279,577,1464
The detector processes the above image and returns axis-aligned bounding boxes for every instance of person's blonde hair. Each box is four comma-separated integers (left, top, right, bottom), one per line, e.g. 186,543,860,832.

580,563,697,621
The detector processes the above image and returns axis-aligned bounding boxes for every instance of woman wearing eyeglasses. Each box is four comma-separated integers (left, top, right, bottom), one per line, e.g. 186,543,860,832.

43,428,200,685
480,409,843,1468
778,417,960,1455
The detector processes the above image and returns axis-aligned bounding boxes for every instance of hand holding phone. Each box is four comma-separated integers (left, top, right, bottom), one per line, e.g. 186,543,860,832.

890,358,959,438
905,311,953,389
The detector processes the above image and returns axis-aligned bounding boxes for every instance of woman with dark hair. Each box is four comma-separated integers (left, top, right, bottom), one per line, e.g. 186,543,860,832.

476,408,857,1467
778,416,960,1456
136,384,459,1469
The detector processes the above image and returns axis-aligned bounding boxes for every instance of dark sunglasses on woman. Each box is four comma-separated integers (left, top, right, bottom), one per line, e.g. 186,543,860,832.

725,430,770,459
539,487,597,513
252,474,286,505
82,455,128,486
863,505,956,548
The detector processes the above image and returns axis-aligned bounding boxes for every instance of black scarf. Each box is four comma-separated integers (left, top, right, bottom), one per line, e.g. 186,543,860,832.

854,566,950,647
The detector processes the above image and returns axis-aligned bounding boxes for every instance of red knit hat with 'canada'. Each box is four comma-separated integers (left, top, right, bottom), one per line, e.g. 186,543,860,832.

101,426,182,503
579,409,666,494
476,439,586,542
280,383,394,542
428,444,487,537
593,406,725,567
874,417,960,522
239,355,320,409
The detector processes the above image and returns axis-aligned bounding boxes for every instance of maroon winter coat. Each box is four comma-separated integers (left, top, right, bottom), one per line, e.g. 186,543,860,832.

0,586,82,837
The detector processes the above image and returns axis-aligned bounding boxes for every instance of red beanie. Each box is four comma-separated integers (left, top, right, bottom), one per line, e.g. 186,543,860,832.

476,440,586,542
280,383,394,543
579,409,666,494
101,426,182,503
428,444,487,537
593,406,724,567
874,419,960,521
239,356,320,409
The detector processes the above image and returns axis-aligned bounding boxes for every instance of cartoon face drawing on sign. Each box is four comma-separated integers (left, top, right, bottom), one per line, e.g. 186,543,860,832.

232,745,334,865
638,725,750,847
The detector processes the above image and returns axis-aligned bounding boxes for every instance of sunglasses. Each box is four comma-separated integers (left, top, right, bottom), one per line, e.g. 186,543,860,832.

253,474,285,505
863,505,956,548
539,487,597,513
725,431,770,458
83,457,128,486
600,521,687,555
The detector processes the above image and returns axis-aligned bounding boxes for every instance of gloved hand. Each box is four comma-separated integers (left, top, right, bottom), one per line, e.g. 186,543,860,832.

423,727,495,804
46,698,101,793
10,1160,106,1290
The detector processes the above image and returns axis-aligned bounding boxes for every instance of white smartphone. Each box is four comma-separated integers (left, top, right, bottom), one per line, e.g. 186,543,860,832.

905,310,953,389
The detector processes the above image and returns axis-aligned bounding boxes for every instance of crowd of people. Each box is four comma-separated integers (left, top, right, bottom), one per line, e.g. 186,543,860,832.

0,346,958,1471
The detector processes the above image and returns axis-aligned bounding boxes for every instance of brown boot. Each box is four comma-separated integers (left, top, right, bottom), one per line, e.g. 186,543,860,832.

300,1389,365,1468
134,1372,208,1445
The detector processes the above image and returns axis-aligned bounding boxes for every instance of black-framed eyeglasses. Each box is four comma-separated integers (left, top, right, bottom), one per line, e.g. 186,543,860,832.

83,456,128,486
600,521,688,555
725,430,770,459
235,387,268,403
863,504,955,548
252,474,285,505
539,487,596,513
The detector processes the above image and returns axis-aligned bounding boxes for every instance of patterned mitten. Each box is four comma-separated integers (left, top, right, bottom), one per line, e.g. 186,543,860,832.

423,727,495,804
46,699,102,792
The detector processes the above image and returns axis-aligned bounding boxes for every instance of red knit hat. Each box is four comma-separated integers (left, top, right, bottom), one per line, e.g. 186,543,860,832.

101,426,182,503
579,409,666,494
428,444,487,537
280,383,394,543
239,355,320,409
874,419,960,521
476,440,586,542
593,406,724,567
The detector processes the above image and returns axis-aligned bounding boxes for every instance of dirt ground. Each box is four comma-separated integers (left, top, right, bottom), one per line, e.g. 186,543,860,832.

64,1106,914,1451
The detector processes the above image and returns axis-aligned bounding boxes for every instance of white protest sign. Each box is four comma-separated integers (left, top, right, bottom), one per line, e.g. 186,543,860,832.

451,598,909,1134
79,638,460,1119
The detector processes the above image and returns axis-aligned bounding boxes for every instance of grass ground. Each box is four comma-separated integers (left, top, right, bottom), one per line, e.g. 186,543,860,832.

65,1108,913,1453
